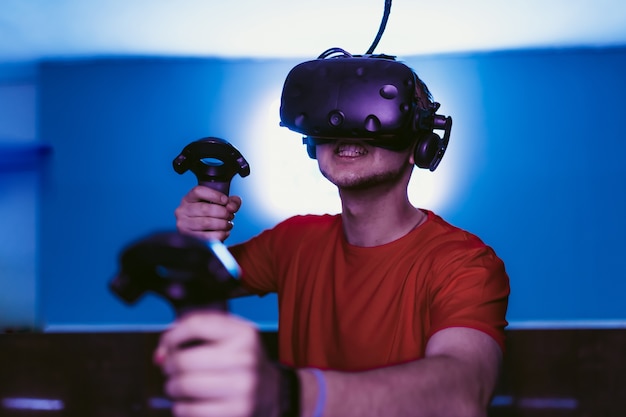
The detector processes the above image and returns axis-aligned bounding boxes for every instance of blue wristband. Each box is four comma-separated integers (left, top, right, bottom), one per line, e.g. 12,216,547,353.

310,368,327,417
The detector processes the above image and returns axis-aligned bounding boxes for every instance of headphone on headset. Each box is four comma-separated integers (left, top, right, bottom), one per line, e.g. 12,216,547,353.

278,50,452,171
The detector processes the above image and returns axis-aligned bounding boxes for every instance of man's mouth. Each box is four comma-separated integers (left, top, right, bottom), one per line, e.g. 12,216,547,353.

335,143,368,157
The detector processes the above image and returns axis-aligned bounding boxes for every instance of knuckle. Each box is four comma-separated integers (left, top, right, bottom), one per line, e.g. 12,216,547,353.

237,327,261,352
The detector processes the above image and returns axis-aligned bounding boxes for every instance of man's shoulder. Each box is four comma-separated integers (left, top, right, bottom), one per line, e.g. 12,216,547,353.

418,210,502,263
422,210,486,244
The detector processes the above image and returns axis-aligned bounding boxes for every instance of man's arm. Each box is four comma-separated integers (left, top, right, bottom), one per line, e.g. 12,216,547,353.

298,327,502,417
155,315,501,417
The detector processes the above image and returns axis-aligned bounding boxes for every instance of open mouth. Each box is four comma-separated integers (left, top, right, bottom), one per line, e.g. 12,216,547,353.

335,142,368,157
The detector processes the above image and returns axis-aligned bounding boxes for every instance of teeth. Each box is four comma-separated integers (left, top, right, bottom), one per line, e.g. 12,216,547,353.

337,143,366,157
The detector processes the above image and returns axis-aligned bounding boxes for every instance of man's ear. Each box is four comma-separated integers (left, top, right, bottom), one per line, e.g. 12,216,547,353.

408,140,419,166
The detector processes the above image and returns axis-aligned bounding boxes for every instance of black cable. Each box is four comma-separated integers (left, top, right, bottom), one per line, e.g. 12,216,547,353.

365,0,392,55
317,47,353,59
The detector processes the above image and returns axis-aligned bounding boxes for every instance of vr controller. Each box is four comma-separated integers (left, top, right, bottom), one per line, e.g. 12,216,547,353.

110,138,249,316
279,50,452,171
110,232,241,315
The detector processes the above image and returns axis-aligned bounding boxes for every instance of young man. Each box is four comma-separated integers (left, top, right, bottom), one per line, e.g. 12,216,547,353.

154,69,510,417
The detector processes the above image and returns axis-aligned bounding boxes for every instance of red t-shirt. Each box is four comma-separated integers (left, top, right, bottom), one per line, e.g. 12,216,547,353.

229,210,509,371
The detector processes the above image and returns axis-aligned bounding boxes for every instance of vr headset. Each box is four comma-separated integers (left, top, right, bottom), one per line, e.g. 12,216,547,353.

279,49,452,171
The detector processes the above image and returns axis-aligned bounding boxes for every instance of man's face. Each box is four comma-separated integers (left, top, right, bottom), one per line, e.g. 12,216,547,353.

315,139,414,191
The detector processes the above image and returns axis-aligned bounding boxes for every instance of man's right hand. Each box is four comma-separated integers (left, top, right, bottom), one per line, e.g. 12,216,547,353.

175,185,242,242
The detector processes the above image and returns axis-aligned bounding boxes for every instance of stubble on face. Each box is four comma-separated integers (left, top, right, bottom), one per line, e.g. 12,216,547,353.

317,142,411,191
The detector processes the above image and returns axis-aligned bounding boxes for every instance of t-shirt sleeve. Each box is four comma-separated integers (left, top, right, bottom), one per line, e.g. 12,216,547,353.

228,228,279,295
427,240,510,351
228,216,310,295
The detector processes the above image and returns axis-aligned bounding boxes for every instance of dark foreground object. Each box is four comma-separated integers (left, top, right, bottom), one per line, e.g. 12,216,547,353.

1,329,625,416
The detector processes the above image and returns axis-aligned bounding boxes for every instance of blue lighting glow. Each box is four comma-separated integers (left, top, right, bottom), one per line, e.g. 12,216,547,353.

148,397,172,409
490,396,579,410
247,95,342,223
2,397,64,411
207,240,241,279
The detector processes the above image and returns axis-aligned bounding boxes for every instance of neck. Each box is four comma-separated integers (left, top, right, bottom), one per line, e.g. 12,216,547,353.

339,185,427,247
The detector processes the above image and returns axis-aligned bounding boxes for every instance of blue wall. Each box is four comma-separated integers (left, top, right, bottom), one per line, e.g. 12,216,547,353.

2,46,626,331
407,48,626,325
36,57,295,330
0,63,40,330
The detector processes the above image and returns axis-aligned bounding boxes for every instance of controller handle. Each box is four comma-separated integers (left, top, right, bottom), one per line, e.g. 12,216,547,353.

172,137,250,195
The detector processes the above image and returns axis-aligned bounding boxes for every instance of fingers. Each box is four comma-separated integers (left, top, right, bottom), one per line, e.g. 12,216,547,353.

154,312,264,417
182,186,242,209
171,399,253,417
175,210,234,240
175,186,243,241
156,312,255,355
165,369,254,400
161,344,256,375
155,313,261,379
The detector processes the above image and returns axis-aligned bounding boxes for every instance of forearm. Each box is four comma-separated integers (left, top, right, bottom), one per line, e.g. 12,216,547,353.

297,356,498,417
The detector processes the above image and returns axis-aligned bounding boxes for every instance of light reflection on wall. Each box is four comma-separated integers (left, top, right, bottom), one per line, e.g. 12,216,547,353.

407,160,457,213
247,95,341,224
246,93,459,223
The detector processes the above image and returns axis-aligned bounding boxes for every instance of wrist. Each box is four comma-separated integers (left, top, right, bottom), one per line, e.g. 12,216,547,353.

277,363,300,417
298,368,327,417
309,369,327,417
